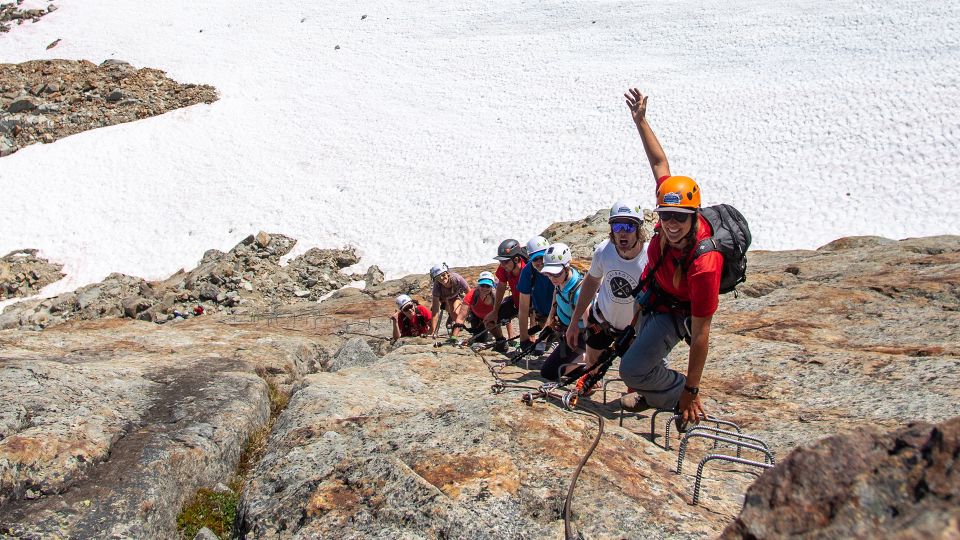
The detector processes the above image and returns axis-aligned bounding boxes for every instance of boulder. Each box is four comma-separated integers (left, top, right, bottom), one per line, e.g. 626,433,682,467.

721,416,960,539
325,336,379,372
364,265,385,287
7,96,39,114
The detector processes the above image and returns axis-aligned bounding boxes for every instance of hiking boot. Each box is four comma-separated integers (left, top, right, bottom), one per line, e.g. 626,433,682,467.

492,339,508,354
507,339,520,349
620,392,650,413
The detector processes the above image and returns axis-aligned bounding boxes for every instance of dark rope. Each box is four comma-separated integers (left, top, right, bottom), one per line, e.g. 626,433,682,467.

564,407,604,540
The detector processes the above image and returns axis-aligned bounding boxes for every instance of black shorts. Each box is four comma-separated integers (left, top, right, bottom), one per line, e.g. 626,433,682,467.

497,296,519,322
466,311,486,334
540,328,586,382
585,308,626,350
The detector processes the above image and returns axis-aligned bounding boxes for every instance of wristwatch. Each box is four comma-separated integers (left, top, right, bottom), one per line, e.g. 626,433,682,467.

684,385,700,396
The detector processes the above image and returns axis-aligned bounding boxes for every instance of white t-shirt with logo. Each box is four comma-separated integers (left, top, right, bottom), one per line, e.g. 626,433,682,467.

587,240,650,330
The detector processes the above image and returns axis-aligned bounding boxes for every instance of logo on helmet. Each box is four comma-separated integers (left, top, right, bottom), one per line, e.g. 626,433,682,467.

662,192,682,205
617,206,630,213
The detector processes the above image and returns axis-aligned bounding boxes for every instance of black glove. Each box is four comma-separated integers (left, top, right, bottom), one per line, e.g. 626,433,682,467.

519,339,536,353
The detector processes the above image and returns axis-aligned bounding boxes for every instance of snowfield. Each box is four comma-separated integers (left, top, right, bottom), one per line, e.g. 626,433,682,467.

1,0,958,297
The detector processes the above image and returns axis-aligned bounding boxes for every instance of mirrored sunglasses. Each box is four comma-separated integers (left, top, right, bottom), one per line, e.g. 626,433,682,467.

611,222,638,233
658,211,690,223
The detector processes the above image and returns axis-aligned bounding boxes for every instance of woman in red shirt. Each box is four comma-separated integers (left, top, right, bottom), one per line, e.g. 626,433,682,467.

391,294,433,339
618,88,722,429
452,271,498,338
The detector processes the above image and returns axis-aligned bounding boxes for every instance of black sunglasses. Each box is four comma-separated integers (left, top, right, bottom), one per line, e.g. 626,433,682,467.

658,211,691,223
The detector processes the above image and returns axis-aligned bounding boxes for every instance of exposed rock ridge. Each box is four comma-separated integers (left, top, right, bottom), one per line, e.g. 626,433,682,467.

0,249,64,300
0,59,218,157
0,231,364,330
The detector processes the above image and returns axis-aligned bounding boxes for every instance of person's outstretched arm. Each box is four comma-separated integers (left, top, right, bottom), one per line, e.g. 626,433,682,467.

625,88,670,180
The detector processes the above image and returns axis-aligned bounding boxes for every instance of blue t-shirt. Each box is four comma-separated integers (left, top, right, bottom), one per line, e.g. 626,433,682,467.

555,268,585,329
517,263,554,316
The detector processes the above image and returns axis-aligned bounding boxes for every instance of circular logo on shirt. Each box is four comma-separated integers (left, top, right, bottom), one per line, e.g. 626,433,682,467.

607,271,638,303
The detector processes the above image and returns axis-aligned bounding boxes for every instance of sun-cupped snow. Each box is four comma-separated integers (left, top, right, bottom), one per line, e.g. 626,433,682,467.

0,0,958,297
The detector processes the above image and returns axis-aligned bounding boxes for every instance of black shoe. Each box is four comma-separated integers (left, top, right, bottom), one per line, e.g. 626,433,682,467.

492,339,508,354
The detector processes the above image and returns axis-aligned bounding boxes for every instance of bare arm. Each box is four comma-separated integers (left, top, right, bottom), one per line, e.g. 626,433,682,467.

677,314,711,423
429,297,441,335
625,88,670,180
565,273,601,348
486,283,507,322
518,293,532,341
391,312,401,340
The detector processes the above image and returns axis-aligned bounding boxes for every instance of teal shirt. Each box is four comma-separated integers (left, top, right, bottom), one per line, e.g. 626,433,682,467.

555,268,585,329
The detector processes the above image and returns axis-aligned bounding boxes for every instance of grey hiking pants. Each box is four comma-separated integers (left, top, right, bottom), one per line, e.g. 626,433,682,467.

619,312,688,410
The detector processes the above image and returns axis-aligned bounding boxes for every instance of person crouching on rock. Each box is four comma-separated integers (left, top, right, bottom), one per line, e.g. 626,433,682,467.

391,294,432,339
451,271,498,340
517,235,556,353
538,243,589,382
618,88,720,428
428,263,469,337
486,239,528,353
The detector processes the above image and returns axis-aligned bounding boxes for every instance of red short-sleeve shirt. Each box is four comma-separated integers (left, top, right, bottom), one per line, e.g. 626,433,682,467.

463,287,495,319
398,305,432,336
646,177,723,318
495,261,525,307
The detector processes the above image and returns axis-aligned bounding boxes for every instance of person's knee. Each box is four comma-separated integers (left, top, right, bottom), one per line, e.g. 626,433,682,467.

619,343,661,386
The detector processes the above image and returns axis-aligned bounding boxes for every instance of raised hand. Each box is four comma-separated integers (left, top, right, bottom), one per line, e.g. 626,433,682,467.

624,88,648,127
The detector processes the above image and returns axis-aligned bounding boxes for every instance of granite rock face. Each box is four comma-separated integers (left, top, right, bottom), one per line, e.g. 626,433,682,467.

1,214,958,538
721,416,960,539
0,310,355,538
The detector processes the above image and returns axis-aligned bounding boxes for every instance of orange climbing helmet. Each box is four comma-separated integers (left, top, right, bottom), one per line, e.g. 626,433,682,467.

655,176,701,213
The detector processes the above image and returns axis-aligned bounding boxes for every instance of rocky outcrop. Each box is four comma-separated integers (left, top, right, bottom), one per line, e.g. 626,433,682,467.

0,1,57,33
0,59,218,157
721,416,960,539
0,232,363,330
0,308,358,538
0,249,64,300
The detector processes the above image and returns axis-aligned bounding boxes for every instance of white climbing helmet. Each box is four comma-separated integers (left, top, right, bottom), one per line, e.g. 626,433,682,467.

525,235,551,260
477,271,496,288
429,263,449,280
395,294,414,310
540,243,572,275
608,200,643,224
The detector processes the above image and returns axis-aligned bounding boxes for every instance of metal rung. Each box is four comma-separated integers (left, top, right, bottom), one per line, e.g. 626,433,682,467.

665,414,742,450
648,408,676,443
602,378,624,404
677,432,775,474
683,426,770,458
693,454,774,506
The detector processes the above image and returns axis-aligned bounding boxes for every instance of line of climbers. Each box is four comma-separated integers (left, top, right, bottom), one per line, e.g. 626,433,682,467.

389,88,751,426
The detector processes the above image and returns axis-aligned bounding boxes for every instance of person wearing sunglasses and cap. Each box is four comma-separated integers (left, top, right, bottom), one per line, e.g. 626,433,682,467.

618,87,723,429
391,294,433,340
564,199,650,394
428,262,469,337
538,243,589,382
452,271,499,339
516,235,556,353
